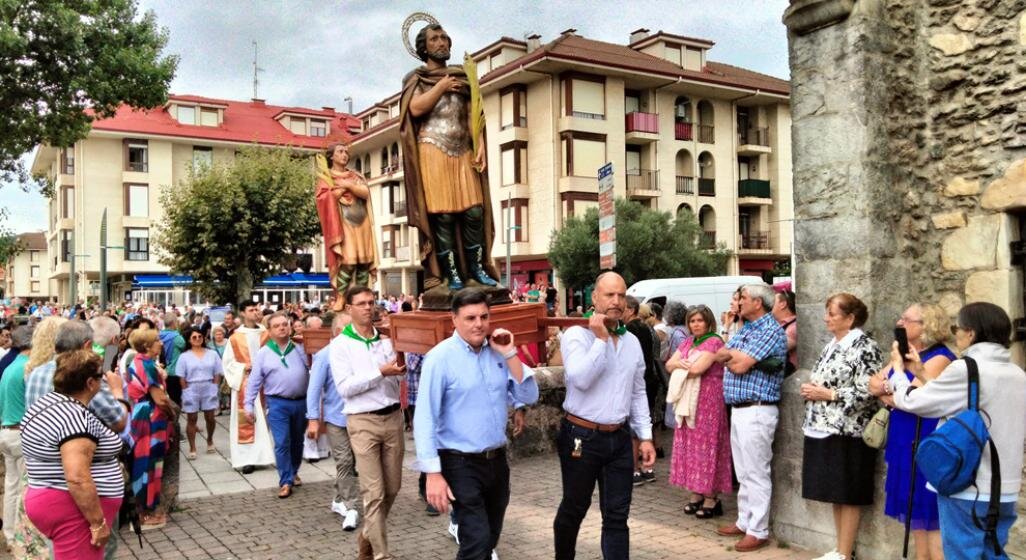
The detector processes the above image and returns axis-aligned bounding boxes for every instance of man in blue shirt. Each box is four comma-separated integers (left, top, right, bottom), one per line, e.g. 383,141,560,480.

416,288,539,559
305,311,360,531
712,283,787,553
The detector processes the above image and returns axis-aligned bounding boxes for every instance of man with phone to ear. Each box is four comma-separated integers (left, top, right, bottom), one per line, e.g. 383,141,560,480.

415,288,539,560
331,286,406,560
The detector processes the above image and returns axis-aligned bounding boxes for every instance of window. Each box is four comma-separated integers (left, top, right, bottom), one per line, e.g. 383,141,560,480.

289,118,306,135
30,265,39,278
561,132,606,177
193,147,213,170
380,147,390,173
501,199,528,242
177,105,196,125
310,120,327,137
60,230,72,263
30,250,39,262
61,147,74,174
61,186,74,219
563,74,605,119
126,140,148,172
499,85,527,129
30,281,40,293
665,45,682,65
125,229,149,261
125,184,148,217
625,90,641,114
200,108,218,127
500,141,527,186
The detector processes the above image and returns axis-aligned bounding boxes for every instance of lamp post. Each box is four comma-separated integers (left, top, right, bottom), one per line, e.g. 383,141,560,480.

504,190,521,289
99,209,124,310
67,230,89,307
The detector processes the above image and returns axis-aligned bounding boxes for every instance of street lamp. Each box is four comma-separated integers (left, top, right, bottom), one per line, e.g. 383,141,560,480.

504,190,521,289
67,230,89,306
99,209,124,310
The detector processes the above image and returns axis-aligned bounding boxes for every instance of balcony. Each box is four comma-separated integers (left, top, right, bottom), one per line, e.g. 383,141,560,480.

698,178,716,196
380,163,400,176
626,169,659,199
738,179,773,205
700,231,716,249
697,124,715,144
393,200,407,217
739,231,773,254
675,175,694,195
738,127,772,156
674,122,693,141
625,112,659,144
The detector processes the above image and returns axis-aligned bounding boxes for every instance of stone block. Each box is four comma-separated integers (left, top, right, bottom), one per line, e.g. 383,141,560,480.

941,214,1002,270
943,176,981,196
981,158,1026,210
931,211,966,229
1021,10,1026,46
952,14,980,32
929,33,973,55
965,268,1025,319
938,291,963,316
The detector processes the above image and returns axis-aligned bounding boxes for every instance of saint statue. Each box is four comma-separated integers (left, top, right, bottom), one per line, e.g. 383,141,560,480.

315,142,377,311
399,16,508,309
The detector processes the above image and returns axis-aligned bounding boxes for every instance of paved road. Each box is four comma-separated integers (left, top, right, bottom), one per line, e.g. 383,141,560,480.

91,424,813,560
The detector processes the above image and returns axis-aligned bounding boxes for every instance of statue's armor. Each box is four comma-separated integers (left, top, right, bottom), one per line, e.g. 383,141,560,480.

341,198,367,225
417,89,471,157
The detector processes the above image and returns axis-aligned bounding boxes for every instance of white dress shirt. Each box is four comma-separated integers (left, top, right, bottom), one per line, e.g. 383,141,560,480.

559,325,652,440
329,327,399,414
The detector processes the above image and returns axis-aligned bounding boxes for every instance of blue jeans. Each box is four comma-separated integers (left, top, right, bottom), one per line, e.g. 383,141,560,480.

265,396,306,487
937,495,1017,559
441,450,510,560
553,419,634,560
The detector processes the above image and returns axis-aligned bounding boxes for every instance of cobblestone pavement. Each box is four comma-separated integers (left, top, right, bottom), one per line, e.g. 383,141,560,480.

91,428,814,560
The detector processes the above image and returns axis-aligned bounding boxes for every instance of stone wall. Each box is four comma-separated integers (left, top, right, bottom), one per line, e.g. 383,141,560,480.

506,366,566,461
783,0,1026,558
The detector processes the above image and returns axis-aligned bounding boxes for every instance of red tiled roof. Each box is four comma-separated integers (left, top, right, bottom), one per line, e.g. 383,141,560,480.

483,34,790,96
630,30,715,48
89,94,361,149
17,232,46,251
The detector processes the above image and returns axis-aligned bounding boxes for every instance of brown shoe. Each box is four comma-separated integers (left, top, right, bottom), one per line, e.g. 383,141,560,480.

277,484,292,499
357,532,373,560
293,475,302,487
735,535,769,552
716,524,745,536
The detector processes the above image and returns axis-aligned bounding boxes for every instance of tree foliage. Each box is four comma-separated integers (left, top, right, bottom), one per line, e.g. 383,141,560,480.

156,147,322,305
0,0,178,190
548,199,730,290
0,230,22,267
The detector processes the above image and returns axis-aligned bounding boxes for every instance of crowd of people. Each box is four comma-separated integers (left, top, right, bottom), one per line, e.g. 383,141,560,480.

0,274,1022,560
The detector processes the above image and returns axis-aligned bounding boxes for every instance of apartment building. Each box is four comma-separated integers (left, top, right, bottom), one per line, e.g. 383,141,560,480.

31,95,359,305
350,28,793,299
3,232,52,301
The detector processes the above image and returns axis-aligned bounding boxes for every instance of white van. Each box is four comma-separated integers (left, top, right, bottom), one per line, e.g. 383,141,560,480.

626,276,764,320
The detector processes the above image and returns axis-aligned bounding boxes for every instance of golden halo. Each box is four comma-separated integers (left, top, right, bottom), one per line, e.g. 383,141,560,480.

402,12,440,60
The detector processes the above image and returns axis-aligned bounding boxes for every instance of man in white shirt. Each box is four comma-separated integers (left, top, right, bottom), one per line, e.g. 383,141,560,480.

330,286,406,560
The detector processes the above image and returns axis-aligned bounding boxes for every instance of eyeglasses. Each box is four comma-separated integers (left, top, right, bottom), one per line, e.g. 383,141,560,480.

899,316,924,324
950,325,965,336
350,301,375,308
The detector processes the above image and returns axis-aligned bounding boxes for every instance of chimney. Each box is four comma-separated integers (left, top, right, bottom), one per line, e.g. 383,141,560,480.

526,34,541,53
251,98,265,106
559,28,577,36
630,28,650,44
322,106,335,112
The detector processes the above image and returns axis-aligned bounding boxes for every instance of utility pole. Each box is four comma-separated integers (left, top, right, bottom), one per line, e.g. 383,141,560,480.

252,41,264,99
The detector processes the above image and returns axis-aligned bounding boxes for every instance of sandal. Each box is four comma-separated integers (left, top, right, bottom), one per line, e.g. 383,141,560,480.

278,484,293,499
293,475,302,487
206,443,217,454
187,451,198,460
141,514,167,530
683,497,704,515
695,499,723,519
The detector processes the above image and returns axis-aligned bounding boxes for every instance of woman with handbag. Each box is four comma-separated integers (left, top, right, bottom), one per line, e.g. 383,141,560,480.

868,303,954,560
886,302,1025,559
800,293,883,560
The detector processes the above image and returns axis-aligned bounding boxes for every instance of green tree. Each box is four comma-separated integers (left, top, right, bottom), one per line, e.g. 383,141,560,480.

548,198,730,291
0,230,22,266
1,0,178,190
156,147,322,305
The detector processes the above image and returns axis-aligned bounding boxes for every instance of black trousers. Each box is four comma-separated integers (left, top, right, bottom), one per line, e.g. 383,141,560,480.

165,376,183,406
429,205,485,255
441,450,510,560
553,419,634,560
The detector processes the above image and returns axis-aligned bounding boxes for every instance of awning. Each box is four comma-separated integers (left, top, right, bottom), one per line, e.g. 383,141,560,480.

132,272,331,289
261,273,330,287
132,275,194,288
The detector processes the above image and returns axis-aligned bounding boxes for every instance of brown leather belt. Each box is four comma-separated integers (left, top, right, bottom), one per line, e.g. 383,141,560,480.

564,413,623,433
2,424,20,430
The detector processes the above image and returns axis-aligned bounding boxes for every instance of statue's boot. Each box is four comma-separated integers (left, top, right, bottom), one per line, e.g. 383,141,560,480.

464,245,498,287
437,250,464,290
354,266,370,288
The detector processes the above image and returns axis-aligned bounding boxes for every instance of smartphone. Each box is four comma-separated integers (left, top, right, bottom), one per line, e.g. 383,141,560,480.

490,332,511,346
894,327,910,358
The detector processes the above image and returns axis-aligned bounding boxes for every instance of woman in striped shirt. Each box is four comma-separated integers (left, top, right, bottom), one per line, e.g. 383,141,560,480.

21,349,124,559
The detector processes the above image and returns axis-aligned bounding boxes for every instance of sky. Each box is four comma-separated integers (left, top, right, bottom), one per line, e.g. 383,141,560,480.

1,0,792,234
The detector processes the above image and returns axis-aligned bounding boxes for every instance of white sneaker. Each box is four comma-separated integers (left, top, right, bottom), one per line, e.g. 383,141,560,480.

330,500,347,516
813,551,846,560
491,551,499,560
342,509,359,531
447,520,460,544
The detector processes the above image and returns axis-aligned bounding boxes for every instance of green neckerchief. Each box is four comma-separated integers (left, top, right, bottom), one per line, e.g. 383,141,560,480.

266,339,295,367
91,342,106,358
582,311,627,336
342,323,379,349
693,332,723,347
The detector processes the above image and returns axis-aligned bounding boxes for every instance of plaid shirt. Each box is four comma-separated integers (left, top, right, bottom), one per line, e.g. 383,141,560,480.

405,352,424,404
24,359,126,428
723,313,788,405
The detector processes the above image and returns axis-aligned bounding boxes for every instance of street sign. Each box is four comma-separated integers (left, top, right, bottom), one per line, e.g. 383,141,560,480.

598,162,616,270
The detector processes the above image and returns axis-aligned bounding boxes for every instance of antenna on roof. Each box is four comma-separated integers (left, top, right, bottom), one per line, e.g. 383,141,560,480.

252,41,265,99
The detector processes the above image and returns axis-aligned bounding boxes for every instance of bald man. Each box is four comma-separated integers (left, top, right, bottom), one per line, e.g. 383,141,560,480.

554,272,654,559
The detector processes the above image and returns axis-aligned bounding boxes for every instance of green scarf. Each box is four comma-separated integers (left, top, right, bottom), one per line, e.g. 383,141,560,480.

266,339,295,367
342,324,379,349
91,342,106,358
693,332,723,347
582,311,627,336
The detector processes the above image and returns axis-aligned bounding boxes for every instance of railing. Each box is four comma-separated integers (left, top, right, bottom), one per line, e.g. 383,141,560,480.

697,124,715,143
700,231,716,249
394,200,407,217
740,231,771,250
380,163,399,175
500,116,528,130
382,241,393,259
626,169,659,193
698,177,716,196
739,127,770,146
625,112,659,134
396,245,411,262
738,179,771,198
572,111,605,120
674,121,693,141
675,175,694,195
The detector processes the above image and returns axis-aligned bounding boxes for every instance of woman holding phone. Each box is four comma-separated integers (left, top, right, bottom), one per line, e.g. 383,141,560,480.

868,303,954,560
